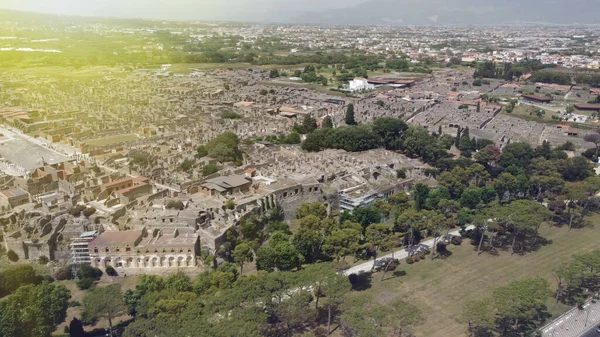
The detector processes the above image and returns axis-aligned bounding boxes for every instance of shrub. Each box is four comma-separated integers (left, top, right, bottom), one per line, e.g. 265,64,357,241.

424,250,431,255
436,242,447,252
166,200,185,210
54,265,73,281
482,79,491,85
38,255,50,265
202,164,219,176
451,236,463,246
82,207,96,218
42,274,55,283
105,265,118,277
419,253,426,260
69,205,85,216
7,249,18,262
220,111,242,119
406,257,414,264
472,79,482,86
76,264,102,281
69,300,81,307
76,277,95,290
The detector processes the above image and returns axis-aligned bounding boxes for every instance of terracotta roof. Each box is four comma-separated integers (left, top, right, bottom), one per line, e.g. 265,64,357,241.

90,230,143,246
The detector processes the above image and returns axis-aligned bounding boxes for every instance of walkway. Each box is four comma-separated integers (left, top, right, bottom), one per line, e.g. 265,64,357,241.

343,225,475,275
542,299,600,337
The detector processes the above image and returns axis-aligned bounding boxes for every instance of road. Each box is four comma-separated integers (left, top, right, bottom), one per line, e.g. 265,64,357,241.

343,225,475,275
542,300,600,337
581,323,600,337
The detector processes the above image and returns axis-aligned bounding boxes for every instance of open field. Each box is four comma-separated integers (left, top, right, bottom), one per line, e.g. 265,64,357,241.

348,215,600,337
0,65,126,80
83,133,139,146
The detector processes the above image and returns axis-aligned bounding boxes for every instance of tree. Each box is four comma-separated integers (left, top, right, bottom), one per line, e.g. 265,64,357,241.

302,115,318,134
395,209,426,256
413,183,430,211
365,224,392,272
494,173,518,201
459,126,472,151
372,117,408,150
303,263,353,334
322,116,333,128
0,264,44,297
83,284,127,336
76,264,103,281
345,103,356,125
202,164,218,176
351,206,381,229
474,144,501,166
256,241,303,272
322,228,361,262
296,202,327,220
0,282,70,337
492,278,551,335
464,299,495,337
292,224,325,264
386,299,424,337
422,210,447,260
322,272,352,334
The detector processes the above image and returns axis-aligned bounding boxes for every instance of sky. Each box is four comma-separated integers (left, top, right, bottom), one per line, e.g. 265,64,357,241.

0,0,368,21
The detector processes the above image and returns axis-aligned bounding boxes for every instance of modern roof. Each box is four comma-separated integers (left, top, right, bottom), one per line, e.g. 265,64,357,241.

521,94,552,102
0,188,29,198
202,175,250,190
90,230,143,246
574,103,600,110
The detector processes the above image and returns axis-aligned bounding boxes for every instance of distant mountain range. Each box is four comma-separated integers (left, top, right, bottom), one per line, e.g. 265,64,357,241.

291,0,600,25
2,0,600,25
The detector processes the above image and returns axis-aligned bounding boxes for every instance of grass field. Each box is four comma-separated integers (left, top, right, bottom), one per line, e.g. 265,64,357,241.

505,104,561,122
348,215,600,337
83,133,139,146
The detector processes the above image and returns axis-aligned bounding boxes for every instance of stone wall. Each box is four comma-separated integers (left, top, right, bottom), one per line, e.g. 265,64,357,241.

275,184,325,220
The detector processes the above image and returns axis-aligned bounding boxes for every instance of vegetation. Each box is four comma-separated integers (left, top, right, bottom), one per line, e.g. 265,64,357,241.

220,110,243,119
202,164,219,176
75,264,103,290
203,132,242,163
0,264,44,297
0,282,70,337
83,285,127,335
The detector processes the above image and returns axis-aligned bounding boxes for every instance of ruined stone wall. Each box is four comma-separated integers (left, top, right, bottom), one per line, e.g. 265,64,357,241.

274,184,324,220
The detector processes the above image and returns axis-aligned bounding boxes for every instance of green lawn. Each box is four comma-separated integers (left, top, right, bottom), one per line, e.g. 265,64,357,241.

350,215,600,337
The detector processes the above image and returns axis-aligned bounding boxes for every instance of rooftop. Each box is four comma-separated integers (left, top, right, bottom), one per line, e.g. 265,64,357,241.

90,230,143,246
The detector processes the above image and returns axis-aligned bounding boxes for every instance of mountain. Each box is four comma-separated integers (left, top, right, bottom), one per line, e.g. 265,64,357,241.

292,0,600,25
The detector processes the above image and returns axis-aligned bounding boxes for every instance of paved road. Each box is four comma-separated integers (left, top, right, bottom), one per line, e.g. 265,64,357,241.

542,300,600,337
581,324,600,337
343,225,475,275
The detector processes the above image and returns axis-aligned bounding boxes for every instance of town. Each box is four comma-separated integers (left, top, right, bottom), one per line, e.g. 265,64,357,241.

0,7,600,337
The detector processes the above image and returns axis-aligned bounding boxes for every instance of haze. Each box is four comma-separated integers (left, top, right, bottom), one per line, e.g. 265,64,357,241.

0,0,368,21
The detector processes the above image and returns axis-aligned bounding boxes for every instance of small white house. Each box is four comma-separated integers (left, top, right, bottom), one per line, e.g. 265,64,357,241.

348,78,375,92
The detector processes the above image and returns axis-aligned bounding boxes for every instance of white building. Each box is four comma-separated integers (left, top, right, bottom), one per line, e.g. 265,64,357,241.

348,78,375,92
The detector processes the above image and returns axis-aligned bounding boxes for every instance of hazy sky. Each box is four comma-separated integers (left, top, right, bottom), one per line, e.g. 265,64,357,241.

0,0,368,21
